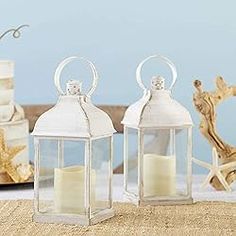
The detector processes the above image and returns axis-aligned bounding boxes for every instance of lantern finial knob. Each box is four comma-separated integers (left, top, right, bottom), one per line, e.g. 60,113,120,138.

66,80,82,95
151,76,165,90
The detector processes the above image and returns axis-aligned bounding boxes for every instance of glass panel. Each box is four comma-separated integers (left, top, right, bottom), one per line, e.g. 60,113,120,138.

143,129,175,198
38,139,86,215
54,140,85,215
126,128,138,196
91,137,111,215
38,139,57,213
142,128,189,199
175,128,189,197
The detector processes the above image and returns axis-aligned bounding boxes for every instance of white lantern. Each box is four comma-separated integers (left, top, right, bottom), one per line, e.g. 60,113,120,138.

32,56,116,225
122,55,193,206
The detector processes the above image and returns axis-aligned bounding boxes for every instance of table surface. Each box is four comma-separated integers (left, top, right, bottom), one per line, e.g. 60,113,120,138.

0,175,235,202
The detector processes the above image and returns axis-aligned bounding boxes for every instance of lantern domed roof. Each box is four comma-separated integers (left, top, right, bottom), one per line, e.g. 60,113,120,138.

32,56,116,138
122,55,193,128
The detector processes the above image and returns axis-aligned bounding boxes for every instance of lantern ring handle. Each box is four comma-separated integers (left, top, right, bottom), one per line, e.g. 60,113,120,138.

136,54,177,92
54,56,98,97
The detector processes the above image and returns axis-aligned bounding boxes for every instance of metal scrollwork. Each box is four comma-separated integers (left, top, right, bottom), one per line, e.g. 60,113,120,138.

0,24,29,41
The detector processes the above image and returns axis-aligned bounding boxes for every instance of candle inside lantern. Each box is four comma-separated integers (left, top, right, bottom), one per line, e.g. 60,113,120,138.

54,166,96,214
143,154,176,197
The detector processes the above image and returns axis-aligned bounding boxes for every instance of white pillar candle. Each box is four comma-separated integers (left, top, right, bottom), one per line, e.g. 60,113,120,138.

54,165,96,214
143,154,176,197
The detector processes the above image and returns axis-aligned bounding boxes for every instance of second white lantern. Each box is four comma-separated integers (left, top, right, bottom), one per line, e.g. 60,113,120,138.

122,55,193,206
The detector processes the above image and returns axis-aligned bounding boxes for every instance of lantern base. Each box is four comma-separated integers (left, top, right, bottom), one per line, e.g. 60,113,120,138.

124,191,193,206
33,208,115,226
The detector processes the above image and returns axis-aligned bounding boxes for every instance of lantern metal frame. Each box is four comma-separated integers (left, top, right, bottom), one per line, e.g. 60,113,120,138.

122,55,194,206
32,56,116,225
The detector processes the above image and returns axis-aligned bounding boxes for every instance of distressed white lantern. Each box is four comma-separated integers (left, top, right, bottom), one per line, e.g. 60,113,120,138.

32,56,116,225
122,55,193,206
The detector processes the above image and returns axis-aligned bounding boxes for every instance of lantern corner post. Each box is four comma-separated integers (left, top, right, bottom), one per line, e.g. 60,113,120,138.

109,135,113,209
170,128,176,156
57,138,64,168
33,137,40,214
123,126,128,193
137,128,144,204
85,138,92,221
187,127,193,199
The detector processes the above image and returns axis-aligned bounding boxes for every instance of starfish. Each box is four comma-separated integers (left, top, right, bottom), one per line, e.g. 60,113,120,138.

0,128,26,182
192,148,236,192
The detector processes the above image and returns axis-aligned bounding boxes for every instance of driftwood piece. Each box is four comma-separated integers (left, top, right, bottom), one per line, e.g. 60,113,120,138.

193,76,236,190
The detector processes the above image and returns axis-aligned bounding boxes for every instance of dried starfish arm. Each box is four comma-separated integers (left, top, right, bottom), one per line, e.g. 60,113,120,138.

3,160,21,182
3,145,26,182
7,145,26,159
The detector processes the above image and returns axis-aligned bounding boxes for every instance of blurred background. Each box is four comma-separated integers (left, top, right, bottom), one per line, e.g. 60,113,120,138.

1,0,236,173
